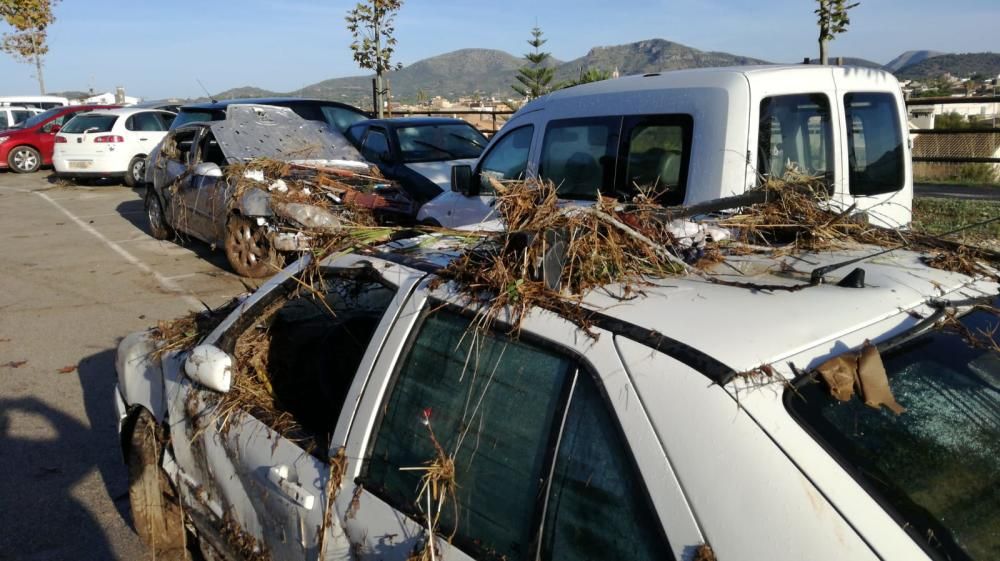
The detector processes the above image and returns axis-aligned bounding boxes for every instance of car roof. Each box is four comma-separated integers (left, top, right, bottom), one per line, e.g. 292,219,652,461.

73,107,175,117
3,106,41,111
179,97,363,112
360,235,998,376
355,117,478,128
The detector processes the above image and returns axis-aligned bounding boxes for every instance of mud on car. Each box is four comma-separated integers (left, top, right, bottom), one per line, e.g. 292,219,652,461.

145,104,416,277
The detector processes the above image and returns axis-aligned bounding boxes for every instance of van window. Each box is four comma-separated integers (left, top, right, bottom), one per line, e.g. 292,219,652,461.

758,94,834,189
478,125,534,195
845,93,904,196
540,117,620,200
621,115,693,206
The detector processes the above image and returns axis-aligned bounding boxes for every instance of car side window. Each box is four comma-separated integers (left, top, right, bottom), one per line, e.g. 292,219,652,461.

196,132,227,167
542,371,670,561
362,128,390,162
171,130,198,164
158,113,176,129
229,272,396,458
539,117,620,200
758,94,834,191
478,125,534,195
620,115,693,206
0,113,7,129
364,309,572,560
127,112,164,132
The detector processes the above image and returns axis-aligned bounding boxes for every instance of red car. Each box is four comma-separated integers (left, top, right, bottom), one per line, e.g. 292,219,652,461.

0,104,119,173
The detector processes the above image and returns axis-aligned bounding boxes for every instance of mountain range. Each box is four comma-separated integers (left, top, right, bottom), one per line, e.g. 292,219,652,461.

208,39,992,105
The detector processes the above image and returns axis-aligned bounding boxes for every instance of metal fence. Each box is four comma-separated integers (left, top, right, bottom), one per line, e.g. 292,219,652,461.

906,96,1000,165
388,108,516,136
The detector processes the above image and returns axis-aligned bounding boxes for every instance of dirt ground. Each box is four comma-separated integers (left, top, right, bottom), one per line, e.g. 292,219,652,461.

0,170,248,560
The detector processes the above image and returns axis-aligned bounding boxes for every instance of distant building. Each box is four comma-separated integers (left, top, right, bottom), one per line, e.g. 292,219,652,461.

84,91,140,105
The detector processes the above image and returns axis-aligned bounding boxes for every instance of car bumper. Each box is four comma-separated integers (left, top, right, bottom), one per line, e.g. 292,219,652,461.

53,151,131,176
113,383,128,437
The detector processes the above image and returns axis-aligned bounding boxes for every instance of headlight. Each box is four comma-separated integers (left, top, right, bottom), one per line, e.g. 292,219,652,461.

0,136,9,144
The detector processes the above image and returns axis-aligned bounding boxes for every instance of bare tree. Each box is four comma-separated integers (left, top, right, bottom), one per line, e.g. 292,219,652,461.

346,0,403,118
0,0,59,94
815,0,859,65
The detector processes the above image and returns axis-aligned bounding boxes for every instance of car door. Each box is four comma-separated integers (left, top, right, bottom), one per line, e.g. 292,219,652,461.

166,257,424,560
335,280,694,561
126,111,168,158
161,128,215,240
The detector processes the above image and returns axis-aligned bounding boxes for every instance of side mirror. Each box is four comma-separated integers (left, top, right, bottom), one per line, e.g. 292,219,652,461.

193,162,223,178
451,164,475,196
47,124,62,134
184,345,232,393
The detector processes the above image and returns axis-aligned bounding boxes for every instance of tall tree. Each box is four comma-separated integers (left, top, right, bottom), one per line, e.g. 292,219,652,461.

0,0,59,94
560,67,612,89
346,0,403,118
511,26,554,100
815,0,859,65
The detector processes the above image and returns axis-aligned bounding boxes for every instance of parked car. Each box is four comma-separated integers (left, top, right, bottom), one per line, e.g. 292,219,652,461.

0,106,42,131
0,95,69,109
114,236,999,561
52,108,175,186
0,104,119,173
146,104,414,277
133,99,184,114
419,65,913,229
143,98,371,185
346,117,488,206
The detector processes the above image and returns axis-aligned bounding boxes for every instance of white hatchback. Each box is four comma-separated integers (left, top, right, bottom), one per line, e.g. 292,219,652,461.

53,107,175,186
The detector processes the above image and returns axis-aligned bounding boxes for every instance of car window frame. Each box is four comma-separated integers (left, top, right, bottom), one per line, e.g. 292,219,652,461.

357,298,669,560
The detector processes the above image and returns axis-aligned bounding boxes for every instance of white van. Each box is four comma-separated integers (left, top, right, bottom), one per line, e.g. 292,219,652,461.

0,95,70,110
419,65,913,228
0,106,42,130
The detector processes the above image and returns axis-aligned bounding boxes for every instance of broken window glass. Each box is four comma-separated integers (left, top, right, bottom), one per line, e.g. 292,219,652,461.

787,302,1000,560
363,309,573,561
542,370,671,561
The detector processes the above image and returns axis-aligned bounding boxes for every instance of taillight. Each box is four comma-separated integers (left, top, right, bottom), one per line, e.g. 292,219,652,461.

54,136,67,143
93,135,124,143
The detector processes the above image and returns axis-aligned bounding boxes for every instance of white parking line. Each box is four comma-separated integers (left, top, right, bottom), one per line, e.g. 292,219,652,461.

33,190,203,309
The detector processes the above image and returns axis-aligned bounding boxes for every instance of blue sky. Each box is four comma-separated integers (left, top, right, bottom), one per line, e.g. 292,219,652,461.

1,0,997,99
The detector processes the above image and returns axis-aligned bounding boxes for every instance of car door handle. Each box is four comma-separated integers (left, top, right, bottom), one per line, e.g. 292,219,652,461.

267,465,315,510
139,138,148,141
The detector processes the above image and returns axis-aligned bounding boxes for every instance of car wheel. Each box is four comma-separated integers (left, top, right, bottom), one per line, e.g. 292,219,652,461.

224,215,281,278
127,411,189,560
146,192,173,240
8,146,41,173
125,155,146,187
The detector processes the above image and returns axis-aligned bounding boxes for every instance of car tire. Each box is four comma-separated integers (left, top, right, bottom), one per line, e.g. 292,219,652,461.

224,214,281,278
7,146,41,173
146,191,173,241
127,411,189,560
125,155,146,187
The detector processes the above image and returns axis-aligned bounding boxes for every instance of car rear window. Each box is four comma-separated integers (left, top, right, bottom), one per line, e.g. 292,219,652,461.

786,300,1000,560
170,109,223,130
758,93,835,190
845,92,905,196
397,123,487,162
62,114,118,134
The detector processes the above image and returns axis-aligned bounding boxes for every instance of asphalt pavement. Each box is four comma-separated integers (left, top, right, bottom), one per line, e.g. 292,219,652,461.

0,171,248,561
914,182,1000,200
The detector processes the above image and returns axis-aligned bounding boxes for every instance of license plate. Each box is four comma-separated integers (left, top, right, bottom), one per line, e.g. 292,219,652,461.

69,161,91,169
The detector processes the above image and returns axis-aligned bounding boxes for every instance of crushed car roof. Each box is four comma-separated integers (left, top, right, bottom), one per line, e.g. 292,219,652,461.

204,104,367,164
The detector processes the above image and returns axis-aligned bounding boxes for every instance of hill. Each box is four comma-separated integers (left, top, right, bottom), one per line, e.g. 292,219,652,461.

884,50,946,72
210,39,774,106
555,39,769,83
895,52,1000,79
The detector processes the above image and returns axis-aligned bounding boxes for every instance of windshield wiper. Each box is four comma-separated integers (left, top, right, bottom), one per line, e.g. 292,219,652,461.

410,139,459,158
448,133,484,149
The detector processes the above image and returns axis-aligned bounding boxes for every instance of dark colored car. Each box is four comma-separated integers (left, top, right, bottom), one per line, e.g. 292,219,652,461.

171,97,370,133
346,117,488,204
0,104,120,173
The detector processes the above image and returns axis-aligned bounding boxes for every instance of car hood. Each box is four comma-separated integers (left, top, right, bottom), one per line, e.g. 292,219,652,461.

404,158,478,190
211,104,366,164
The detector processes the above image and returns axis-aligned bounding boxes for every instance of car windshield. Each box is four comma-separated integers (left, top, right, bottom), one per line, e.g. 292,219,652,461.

396,123,487,163
170,109,223,130
788,300,1000,560
12,107,62,129
62,114,117,134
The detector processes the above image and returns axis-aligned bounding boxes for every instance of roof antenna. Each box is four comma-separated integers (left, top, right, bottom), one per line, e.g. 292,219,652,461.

196,79,217,103
809,215,1000,285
